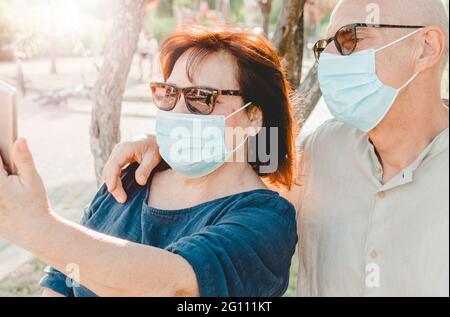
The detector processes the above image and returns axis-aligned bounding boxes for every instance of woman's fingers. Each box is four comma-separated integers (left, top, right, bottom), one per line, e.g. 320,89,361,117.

104,162,127,204
102,135,160,203
102,144,134,191
102,158,121,193
135,150,160,186
102,146,136,204
110,180,127,204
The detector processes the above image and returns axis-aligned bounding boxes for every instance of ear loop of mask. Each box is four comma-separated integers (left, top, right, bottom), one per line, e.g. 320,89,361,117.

368,70,420,132
375,28,423,53
366,29,423,132
375,28,423,91
225,102,253,120
165,102,253,163
224,102,253,154
398,72,419,91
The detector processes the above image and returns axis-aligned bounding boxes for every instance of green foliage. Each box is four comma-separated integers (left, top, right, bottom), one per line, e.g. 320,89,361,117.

0,1,14,46
284,251,298,297
174,0,196,10
229,0,245,24
145,14,177,42
157,0,175,17
269,0,283,31
0,0,43,58
0,0,104,59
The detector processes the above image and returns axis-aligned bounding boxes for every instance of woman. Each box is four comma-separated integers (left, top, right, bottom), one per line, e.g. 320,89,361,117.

0,27,298,297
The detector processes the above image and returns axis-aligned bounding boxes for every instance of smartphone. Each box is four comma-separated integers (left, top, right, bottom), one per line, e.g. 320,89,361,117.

0,80,17,175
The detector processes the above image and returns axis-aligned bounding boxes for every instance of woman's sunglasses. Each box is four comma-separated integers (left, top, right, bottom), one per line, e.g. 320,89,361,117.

313,23,425,62
150,82,242,115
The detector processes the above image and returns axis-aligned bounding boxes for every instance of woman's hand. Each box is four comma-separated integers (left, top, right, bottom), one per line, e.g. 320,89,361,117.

102,134,161,204
0,138,197,297
0,139,51,241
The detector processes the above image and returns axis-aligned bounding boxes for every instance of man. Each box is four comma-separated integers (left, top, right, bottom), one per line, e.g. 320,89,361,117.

102,0,449,296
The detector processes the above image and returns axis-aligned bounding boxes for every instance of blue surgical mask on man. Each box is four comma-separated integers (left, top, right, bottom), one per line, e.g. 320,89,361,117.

318,28,422,132
155,102,252,178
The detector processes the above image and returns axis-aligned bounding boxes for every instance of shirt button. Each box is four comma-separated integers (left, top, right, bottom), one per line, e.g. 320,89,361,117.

377,191,386,199
370,250,379,259
376,167,383,174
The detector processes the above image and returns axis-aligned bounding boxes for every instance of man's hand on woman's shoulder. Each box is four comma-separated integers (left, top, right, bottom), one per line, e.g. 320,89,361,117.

102,134,161,204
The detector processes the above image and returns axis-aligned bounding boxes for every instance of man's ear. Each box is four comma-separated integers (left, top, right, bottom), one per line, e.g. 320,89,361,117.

246,104,263,136
414,26,447,73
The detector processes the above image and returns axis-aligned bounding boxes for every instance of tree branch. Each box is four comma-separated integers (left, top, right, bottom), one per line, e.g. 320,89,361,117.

272,0,306,87
90,0,147,184
296,64,322,127
272,0,322,127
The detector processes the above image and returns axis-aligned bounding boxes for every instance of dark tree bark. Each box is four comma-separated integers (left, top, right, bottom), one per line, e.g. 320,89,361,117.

296,64,321,126
90,0,146,184
272,0,321,126
272,0,305,88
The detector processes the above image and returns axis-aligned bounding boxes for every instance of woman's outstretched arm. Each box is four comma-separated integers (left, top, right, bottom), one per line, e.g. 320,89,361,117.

37,212,199,297
0,139,199,297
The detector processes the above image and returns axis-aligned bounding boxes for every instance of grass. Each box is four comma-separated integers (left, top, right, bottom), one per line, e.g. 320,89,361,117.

0,181,96,297
0,258,46,297
284,251,298,297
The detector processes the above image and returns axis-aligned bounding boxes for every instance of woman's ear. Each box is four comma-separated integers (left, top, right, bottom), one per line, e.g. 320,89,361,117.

246,104,263,136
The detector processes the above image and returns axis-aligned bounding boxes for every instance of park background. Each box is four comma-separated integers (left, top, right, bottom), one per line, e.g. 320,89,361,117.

0,0,448,297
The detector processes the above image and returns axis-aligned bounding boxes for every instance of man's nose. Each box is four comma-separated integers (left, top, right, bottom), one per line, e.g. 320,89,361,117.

324,41,339,54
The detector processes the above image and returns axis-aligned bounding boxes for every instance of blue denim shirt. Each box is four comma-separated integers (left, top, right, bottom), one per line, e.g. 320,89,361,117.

40,164,297,297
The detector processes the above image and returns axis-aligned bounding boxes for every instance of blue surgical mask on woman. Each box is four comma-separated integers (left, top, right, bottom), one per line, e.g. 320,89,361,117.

318,28,422,132
155,102,253,178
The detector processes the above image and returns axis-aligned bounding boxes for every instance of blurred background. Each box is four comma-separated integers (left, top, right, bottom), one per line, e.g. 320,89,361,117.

0,0,448,297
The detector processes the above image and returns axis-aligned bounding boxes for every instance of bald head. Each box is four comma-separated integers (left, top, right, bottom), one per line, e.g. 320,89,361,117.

330,0,449,68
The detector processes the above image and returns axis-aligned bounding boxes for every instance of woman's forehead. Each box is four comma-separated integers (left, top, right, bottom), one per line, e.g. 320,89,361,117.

168,50,239,90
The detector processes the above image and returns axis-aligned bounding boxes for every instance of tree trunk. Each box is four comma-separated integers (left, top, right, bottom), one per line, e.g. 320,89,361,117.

296,64,321,126
272,0,306,88
272,0,322,127
90,0,146,184
257,0,272,36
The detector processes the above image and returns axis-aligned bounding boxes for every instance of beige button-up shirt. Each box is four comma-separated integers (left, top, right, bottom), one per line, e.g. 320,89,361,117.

295,119,449,297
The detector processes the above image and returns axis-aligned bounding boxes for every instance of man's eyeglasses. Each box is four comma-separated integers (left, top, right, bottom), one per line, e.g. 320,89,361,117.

313,23,425,62
150,82,241,115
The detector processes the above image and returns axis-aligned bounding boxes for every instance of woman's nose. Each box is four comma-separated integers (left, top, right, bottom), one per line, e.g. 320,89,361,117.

172,94,190,114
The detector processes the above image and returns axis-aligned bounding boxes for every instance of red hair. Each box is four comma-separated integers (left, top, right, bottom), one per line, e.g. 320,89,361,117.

159,26,297,189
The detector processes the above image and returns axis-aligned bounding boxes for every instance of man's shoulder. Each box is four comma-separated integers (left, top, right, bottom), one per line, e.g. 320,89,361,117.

300,119,364,151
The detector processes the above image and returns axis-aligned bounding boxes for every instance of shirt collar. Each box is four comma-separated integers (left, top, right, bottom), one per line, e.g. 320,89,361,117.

365,127,449,191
